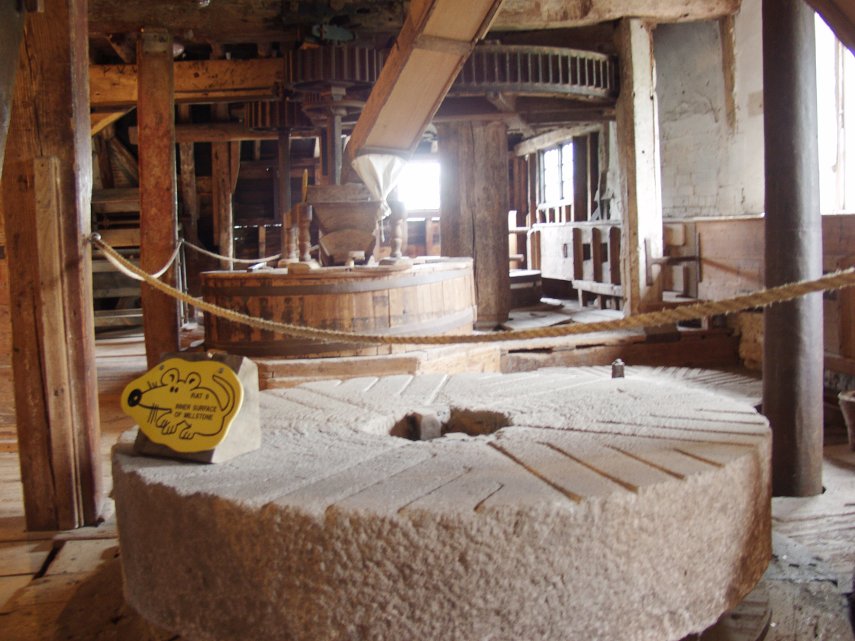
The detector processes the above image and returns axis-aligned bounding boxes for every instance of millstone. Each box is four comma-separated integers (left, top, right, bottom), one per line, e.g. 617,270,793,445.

112,368,771,641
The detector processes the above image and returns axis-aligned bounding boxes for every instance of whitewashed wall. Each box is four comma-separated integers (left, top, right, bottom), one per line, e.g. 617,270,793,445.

654,0,765,219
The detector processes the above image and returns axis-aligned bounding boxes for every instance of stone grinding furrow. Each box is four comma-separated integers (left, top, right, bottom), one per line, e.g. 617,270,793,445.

300,375,418,415
272,443,432,516
532,435,675,492
490,438,631,501
396,372,449,405
464,442,575,511
610,444,723,479
400,467,504,514
333,451,472,515
674,442,760,467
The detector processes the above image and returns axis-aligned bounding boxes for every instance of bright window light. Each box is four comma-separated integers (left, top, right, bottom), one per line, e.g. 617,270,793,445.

397,159,441,212
816,15,855,213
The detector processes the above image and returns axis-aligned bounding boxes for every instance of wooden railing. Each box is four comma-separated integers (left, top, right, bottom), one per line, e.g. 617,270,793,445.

529,220,621,308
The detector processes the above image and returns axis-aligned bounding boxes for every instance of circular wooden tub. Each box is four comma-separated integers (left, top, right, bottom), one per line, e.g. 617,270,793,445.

202,258,475,358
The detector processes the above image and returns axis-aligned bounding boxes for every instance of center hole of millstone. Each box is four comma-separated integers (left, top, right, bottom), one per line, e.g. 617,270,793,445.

390,408,512,441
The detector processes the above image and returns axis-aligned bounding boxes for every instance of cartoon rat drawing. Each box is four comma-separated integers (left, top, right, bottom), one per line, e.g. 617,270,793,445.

125,366,237,441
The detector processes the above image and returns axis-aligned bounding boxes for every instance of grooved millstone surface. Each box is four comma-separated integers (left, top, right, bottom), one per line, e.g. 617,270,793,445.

112,368,771,641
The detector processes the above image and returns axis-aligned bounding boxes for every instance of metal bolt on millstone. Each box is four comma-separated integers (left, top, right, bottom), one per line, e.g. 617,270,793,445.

611,359,625,379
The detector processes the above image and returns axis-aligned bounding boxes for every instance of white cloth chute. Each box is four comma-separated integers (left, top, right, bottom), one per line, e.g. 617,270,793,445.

350,153,408,221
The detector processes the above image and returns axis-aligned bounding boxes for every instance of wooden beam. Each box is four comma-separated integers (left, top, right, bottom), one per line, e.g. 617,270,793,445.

108,136,139,185
762,0,824,497
3,159,77,529
492,0,740,30
349,0,504,158
106,31,136,63
278,131,296,261
573,135,590,221
840,255,855,359
439,121,510,328
719,16,737,131
614,19,663,315
90,57,284,109
89,0,411,44
212,143,233,268
229,140,241,193
129,121,282,144
0,0,25,179
93,131,114,189
91,186,139,212
514,123,599,156
90,110,130,136
137,28,179,367
212,102,234,270
807,0,855,56
177,104,199,245
0,0,102,530
89,0,739,44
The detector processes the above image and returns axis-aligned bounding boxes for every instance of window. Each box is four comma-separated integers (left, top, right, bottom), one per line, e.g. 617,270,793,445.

816,16,855,213
540,141,574,204
396,158,441,212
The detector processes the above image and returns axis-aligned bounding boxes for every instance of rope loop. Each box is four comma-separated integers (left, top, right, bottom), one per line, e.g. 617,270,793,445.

89,234,855,347
181,240,281,265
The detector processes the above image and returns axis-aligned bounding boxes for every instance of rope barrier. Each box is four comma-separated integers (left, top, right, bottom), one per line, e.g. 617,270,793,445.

90,234,855,347
181,240,281,265
96,240,182,282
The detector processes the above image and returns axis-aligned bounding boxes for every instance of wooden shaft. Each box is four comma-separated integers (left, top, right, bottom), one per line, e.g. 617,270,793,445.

614,18,664,315
325,111,343,186
572,135,590,222
212,142,233,269
278,131,296,260
389,200,406,258
0,0,25,180
841,255,855,359
298,203,313,262
762,0,824,497
137,28,180,367
177,104,199,244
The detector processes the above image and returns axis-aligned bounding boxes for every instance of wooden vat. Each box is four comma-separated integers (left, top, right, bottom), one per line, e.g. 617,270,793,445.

202,258,475,358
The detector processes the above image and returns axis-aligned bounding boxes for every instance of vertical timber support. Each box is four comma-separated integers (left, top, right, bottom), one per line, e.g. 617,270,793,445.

277,130,296,261
439,120,510,328
177,104,199,245
0,0,102,530
212,105,234,270
762,0,824,497
0,0,25,177
137,28,179,368
615,19,664,315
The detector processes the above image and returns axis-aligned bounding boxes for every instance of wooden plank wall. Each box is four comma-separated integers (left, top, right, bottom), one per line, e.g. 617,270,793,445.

664,214,855,362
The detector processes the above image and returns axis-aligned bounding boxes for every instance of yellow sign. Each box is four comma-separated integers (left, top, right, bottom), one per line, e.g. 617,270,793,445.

121,357,244,453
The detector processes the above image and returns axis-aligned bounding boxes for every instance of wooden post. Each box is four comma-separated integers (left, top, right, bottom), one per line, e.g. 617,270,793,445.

137,28,179,367
298,203,312,262
277,130,296,260
762,0,824,497
572,135,590,222
439,121,510,328
588,131,600,218
0,0,102,530
177,104,199,245
212,104,234,269
212,142,233,268
0,0,25,179
614,19,664,315
840,255,855,359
